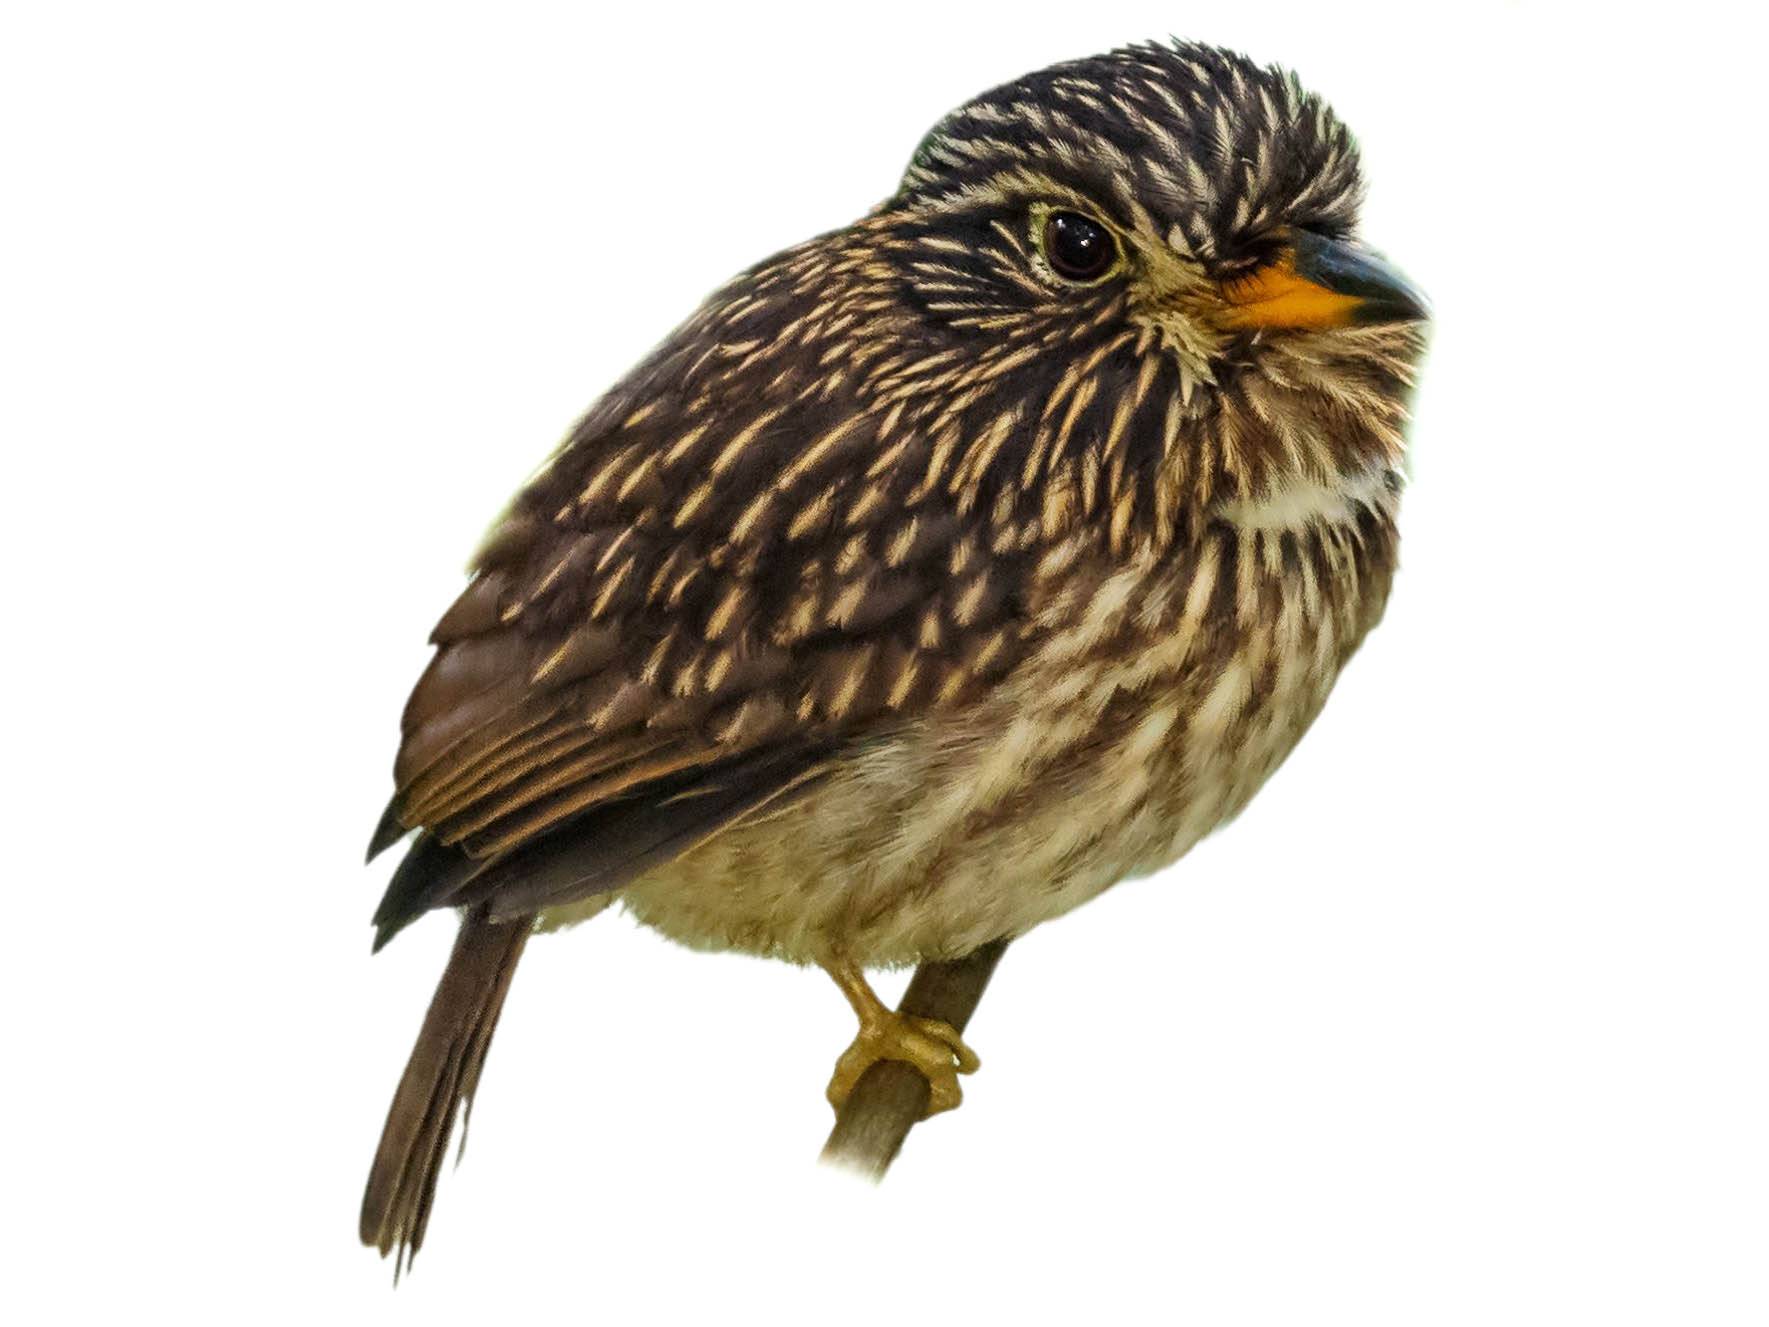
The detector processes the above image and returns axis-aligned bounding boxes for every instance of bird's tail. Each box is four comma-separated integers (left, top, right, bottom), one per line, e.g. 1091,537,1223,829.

360,910,533,1273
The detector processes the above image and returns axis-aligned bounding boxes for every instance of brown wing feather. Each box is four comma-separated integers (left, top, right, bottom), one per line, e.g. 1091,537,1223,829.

366,222,1141,942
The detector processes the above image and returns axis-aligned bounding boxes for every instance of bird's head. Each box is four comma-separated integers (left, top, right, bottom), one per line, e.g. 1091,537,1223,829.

854,39,1429,539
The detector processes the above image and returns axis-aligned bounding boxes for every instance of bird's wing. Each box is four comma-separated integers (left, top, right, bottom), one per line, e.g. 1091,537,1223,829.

367,306,1061,946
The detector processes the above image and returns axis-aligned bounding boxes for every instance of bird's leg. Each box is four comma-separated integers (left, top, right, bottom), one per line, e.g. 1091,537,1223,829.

821,952,979,1117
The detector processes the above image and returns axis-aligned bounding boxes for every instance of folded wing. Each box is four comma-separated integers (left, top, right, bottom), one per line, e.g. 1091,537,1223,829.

367,300,1046,947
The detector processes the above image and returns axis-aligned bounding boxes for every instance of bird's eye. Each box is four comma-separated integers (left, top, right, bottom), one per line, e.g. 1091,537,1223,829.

1040,210,1119,283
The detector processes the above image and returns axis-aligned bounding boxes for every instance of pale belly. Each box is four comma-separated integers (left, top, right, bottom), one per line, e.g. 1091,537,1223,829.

544,515,1392,967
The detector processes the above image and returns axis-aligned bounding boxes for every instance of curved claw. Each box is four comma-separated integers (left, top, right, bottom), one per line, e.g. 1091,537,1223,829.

826,1011,980,1118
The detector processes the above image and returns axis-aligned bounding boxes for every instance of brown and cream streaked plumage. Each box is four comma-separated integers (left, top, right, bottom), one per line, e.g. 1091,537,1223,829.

361,39,1428,1266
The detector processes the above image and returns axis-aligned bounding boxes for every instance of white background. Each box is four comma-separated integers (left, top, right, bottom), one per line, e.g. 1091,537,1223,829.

5,2,1764,1322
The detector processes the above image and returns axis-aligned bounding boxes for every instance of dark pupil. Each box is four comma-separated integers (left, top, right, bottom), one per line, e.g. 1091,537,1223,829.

1045,212,1113,280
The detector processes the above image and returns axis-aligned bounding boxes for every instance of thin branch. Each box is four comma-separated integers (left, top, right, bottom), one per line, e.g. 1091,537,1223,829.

819,939,1009,1179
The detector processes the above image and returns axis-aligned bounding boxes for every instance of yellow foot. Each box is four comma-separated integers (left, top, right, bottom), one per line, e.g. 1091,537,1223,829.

826,1011,980,1118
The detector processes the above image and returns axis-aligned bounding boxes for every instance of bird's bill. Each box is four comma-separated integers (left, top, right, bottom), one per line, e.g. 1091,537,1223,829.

1219,229,1428,330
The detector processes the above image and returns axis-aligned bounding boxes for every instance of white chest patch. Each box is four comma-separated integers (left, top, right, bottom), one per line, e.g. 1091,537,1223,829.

1214,464,1398,533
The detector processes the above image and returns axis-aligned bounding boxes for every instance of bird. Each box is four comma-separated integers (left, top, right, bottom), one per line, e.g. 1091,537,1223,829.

360,38,1428,1267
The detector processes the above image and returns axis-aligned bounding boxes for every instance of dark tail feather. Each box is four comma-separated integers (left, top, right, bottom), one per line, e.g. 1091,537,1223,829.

360,911,533,1275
